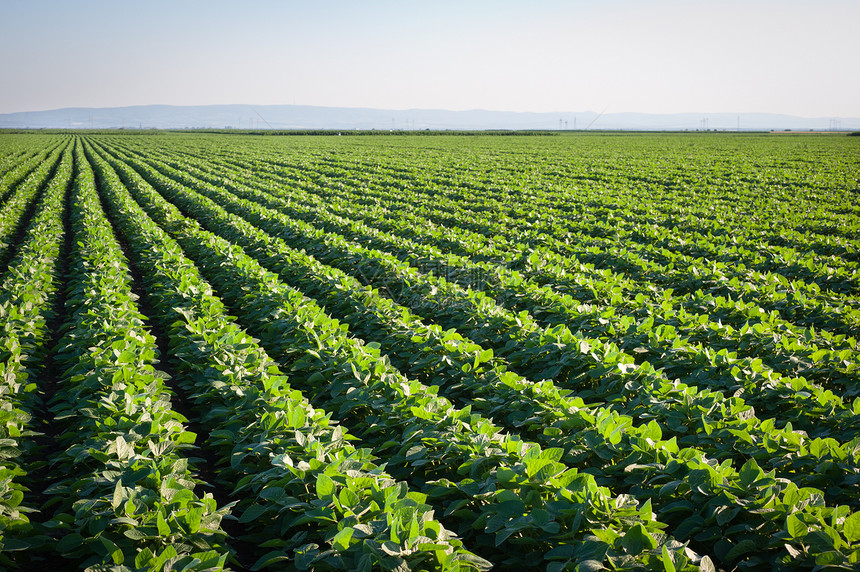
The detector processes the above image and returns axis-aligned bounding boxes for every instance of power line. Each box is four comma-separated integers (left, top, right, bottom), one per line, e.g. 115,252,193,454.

253,109,273,129
585,106,608,130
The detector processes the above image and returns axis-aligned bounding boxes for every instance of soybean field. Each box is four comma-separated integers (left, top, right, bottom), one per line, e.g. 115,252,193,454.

0,131,859,571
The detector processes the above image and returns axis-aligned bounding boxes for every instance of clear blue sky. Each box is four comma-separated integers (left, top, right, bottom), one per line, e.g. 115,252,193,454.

2,0,858,117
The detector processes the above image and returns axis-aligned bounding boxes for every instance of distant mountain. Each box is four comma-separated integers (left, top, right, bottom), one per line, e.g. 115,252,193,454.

1,104,857,132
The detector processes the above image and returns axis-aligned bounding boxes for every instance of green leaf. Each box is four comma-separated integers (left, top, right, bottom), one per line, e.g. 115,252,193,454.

725,539,758,561
156,511,171,537
175,431,196,445
621,523,657,555
661,545,676,572
57,532,85,554
815,551,842,566
259,486,286,501
238,503,268,524
112,480,124,509
786,513,808,539
7,489,23,508
100,536,124,565
251,551,291,571
474,348,493,368
185,506,203,534
738,458,762,487
332,527,354,551
843,512,860,542
115,435,134,460
124,528,149,541
117,350,137,364
449,552,493,570
810,349,828,363
135,547,155,568
544,545,575,560
316,473,335,498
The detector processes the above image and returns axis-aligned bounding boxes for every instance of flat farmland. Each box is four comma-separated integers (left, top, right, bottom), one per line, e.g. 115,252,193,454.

0,131,858,571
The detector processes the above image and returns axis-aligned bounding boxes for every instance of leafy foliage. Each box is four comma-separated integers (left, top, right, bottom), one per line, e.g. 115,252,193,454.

0,131,858,570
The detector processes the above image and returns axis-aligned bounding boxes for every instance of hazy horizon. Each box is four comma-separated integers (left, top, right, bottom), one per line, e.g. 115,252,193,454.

6,102,860,121
2,1,858,118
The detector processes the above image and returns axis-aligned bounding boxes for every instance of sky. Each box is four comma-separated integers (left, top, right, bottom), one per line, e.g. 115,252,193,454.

1,0,858,117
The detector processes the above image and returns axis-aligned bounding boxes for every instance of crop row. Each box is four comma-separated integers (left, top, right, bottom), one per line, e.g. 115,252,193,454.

91,138,693,571
110,138,860,412
0,139,73,564
0,132,858,571
85,140,492,570
93,137,860,569
145,135,859,298
100,139,860,487
112,141,859,441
